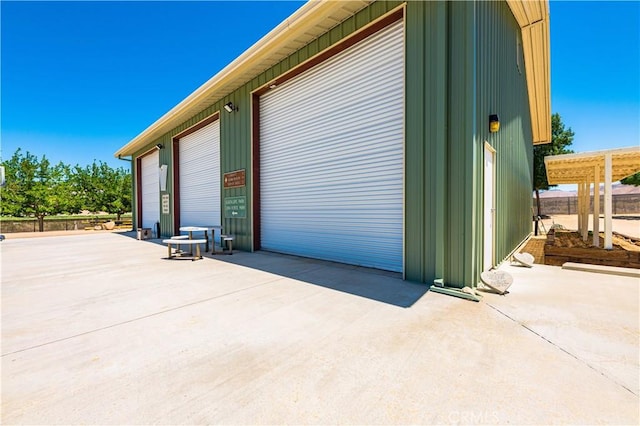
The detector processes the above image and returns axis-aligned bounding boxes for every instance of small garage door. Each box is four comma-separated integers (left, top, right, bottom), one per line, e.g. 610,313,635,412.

260,20,404,272
178,120,221,226
140,151,160,229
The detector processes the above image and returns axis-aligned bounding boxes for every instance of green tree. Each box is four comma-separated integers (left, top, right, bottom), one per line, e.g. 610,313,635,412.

620,172,640,186
0,149,80,231
74,161,131,220
533,113,575,215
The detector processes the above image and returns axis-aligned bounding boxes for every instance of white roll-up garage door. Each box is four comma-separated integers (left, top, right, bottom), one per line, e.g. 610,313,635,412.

140,151,160,229
178,120,221,226
260,20,404,272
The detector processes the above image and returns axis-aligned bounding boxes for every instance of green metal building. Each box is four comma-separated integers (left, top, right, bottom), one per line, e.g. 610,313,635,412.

115,0,551,290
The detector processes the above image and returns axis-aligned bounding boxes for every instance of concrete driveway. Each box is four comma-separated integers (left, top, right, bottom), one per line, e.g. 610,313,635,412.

1,232,638,424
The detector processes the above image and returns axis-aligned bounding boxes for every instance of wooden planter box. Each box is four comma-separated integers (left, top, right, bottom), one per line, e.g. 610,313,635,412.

544,229,640,269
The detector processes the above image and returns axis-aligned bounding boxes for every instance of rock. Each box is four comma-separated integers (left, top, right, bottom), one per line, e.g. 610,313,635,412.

462,286,476,296
513,252,534,267
480,270,514,294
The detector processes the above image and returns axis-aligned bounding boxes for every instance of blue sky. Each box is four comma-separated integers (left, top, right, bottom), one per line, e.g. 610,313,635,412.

2,1,639,175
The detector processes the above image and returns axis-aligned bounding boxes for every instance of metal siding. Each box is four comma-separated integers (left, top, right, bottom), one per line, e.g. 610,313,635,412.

444,1,478,288
140,151,160,229
179,120,221,227
476,1,533,268
404,2,425,281
259,21,404,272
220,84,252,250
404,0,448,283
159,136,173,237
130,1,402,251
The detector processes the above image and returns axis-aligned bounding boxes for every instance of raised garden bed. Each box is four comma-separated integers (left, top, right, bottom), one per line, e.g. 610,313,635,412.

545,229,640,269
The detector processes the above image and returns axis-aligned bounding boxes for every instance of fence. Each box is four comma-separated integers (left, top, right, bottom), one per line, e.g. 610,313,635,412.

0,218,133,233
534,194,640,215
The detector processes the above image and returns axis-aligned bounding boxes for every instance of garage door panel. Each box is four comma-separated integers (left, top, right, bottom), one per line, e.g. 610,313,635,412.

260,21,404,272
140,151,160,229
262,30,403,110
178,120,221,227
261,79,403,137
261,129,404,167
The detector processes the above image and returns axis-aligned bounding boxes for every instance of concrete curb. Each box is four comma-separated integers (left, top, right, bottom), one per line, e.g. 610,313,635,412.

562,261,640,278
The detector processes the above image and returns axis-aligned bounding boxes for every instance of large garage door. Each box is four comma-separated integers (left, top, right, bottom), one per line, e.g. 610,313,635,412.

140,151,160,229
178,120,221,226
260,20,404,272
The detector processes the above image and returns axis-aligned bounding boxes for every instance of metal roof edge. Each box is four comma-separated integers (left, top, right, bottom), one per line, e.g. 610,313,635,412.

544,146,640,164
507,0,551,145
116,0,550,157
114,0,339,158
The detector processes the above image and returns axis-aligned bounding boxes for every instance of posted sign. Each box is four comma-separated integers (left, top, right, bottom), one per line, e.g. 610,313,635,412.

161,194,170,214
223,169,246,189
224,196,247,219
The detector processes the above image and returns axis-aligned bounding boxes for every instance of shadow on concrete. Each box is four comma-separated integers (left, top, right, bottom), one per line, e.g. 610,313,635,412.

214,250,430,308
613,215,640,221
123,233,429,308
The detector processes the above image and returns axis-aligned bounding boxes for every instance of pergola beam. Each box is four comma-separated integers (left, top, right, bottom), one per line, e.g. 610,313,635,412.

544,146,640,251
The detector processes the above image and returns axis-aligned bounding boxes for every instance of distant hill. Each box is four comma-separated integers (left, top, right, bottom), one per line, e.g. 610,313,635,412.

537,184,640,198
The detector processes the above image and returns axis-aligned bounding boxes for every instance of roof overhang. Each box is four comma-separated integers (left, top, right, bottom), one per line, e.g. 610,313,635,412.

115,0,372,158
545,147,640,185
115,0,552,157
507,0,551,145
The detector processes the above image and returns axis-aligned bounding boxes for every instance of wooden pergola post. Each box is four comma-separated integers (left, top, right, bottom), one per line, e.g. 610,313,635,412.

544,147,640,251
582,180,591,241
577,182,582,235
604,153,613,250
593,165,600,247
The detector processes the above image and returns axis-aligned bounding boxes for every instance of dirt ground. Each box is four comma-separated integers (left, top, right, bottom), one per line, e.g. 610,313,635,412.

551,230,640,252
537,214,640,239
523,215,640,268
4,215,638,241
1,228,130,239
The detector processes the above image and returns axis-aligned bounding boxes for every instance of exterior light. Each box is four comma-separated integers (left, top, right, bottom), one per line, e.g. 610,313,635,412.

224,102,238,113
155,143,163,150
489,114,500,133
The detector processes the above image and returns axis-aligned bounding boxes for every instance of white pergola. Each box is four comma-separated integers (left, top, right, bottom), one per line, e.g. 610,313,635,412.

545,146,640,249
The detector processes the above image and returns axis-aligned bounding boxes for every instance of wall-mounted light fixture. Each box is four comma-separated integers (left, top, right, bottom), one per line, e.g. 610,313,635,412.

489,114,500,133
155,143,164,150
224,102,238,113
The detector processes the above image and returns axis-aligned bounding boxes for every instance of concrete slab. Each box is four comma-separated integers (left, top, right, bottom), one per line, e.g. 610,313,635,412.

482,262,640,396
2,233,638,424
562,261,640,278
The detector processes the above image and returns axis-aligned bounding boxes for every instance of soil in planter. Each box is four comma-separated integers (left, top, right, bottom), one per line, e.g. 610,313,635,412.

545,230,640,269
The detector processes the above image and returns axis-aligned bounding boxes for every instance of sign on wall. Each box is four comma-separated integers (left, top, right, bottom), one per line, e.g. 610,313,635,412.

161,194,170,214
224,196,247,219
223,169,246,189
